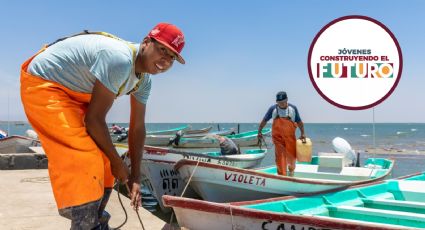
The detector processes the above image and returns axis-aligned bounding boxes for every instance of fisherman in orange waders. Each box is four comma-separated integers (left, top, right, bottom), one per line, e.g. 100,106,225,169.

258,91,306,176
20,23,185,229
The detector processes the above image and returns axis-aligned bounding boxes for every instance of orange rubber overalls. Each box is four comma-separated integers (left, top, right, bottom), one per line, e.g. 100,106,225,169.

272,106,297,176
20,48,115,210
20,32,140,213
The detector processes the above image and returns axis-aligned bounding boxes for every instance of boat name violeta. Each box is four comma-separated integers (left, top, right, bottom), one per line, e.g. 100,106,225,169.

224,172,266,186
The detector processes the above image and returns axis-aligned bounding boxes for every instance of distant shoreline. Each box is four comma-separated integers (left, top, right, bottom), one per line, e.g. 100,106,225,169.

362,148,425,155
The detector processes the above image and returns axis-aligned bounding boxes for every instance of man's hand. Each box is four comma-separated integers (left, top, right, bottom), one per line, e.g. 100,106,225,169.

127,179,142,211
111,158,130,184
257,131,263,140
299,134,307,143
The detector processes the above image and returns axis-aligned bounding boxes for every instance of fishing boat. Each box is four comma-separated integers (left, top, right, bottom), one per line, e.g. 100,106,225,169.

115,144,267,170
174,128,271,148
110,125,190,143
145,146,266,168
115,144,267,212
147,125,191,135
183,126,212,135
0,135,41,153
111,125,219,143
0,135,46,169
163,172,425,230
175,155,394,202
142,128,236,146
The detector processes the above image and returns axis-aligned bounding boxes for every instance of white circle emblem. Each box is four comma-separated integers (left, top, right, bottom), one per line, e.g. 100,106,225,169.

308,16,403,110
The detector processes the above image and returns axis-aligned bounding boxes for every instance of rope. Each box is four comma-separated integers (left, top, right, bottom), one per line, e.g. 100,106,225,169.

125,184,146,230
111,148,146,230
169,160,200,230
111,181,128,230
229,204,235,230
258,135,268,150
262,136,269,149
111,181,146,230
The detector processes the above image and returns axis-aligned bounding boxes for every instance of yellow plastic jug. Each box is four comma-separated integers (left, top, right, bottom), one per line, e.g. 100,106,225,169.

296,138,312,162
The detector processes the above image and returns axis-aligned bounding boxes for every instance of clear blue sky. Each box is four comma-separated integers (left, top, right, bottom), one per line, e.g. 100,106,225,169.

0,1,424,123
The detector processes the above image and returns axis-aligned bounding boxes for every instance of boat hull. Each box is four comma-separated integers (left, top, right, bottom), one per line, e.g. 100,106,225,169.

142,146,267,169
167,197,414,230
183,126,212,135
176,157,394,202
147,125,190,135
171,205,342,230
115,145,267,211
111,125,192,143
0,135,40,153
136,128,236,146
141,160,200,213
164,172,425,230
0,135,45,169
175,135,260,148
112,127,233,144
174,129,271,148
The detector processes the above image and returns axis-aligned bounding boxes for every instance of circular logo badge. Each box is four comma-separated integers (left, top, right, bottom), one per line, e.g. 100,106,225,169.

308,15,403,110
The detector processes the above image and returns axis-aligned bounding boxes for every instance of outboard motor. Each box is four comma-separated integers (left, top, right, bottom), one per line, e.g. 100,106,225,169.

332,137,357,166
117,133,128,142
25,129,38,139
112,129,122,135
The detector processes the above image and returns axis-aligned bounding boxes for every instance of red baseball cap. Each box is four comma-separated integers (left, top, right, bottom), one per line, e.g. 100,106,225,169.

148,22,185,64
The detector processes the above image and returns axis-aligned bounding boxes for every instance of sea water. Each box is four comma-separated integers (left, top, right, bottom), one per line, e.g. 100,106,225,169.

1,122,424,177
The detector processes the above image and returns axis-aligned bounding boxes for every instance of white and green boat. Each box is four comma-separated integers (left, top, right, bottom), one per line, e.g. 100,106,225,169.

146,125,191,135
140,147,267,213
164,172,425,230
174,128,271,148
140,128,235,146
111,125,190,143
175,156,394,202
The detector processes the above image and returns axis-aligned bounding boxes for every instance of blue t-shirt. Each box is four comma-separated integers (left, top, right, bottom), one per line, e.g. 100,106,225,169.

28,34,151,104
262,103,302,123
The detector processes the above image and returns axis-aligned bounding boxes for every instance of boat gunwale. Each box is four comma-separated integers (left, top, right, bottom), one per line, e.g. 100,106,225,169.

143,146,267,162
146,125,190,134
142,159,176,164
115,144,267,162
0,135,40,143
230,171,425,206
179,128,271,142
162,193,411,230
183,126,213,134
174,158,395,186
163,172,424,230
